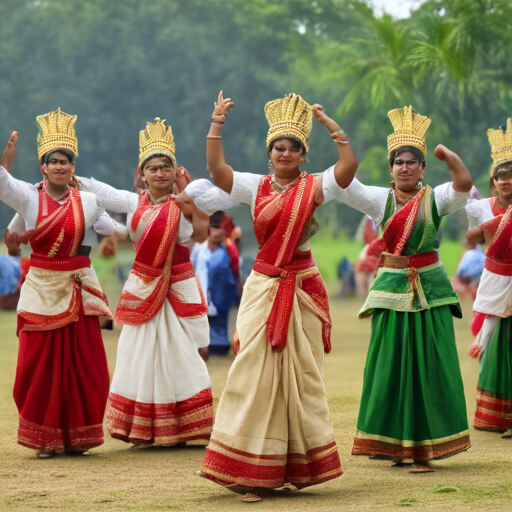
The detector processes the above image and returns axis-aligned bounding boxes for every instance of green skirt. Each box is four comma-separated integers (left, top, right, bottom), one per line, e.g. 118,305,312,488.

475,317,512,431
352,306,470,461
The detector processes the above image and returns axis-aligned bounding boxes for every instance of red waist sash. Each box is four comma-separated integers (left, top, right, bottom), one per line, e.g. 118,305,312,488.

378,250,439,270
30,254,91,271
485,258,512,277
253,250,316,352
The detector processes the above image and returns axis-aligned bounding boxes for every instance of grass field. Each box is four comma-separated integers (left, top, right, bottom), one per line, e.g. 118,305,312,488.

1,298,511,511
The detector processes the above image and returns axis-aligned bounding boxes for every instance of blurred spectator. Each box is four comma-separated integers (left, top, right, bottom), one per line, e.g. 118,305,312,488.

191,212,237,355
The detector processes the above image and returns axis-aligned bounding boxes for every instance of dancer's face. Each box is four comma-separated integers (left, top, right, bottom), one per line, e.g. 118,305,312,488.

493,162,512,202
43,151,75,188
269,138,306,180
143,156,176,197
390,151,425,193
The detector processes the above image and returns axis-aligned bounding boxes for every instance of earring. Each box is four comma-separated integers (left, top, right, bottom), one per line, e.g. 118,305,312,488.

417,180,423,190
268,159,273,170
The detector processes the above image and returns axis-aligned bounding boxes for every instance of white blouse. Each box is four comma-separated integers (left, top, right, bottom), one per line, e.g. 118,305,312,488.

0,166,113,235
78,177,193,243
185,166,343,217
335,174,470,227
465,198,495,228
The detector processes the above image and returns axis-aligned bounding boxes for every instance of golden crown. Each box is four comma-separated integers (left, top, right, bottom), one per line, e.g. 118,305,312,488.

265,93,313,152
488,118,512,170
387,106,431,157
36,108,78,160
139,118,176,168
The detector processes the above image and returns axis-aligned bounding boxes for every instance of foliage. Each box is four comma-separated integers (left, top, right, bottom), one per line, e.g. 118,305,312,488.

1,0,511,242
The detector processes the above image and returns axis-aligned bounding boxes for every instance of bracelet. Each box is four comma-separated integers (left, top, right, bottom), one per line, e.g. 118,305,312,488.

334,139,351,145
207,135,222,139
211,119,224,125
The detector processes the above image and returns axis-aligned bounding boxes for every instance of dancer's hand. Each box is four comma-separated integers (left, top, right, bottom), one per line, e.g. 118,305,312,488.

312,104,329,124
433,144,453,162
468,341,482,359
4,228,21,256
232,330,240,356
174,166,192,194
434,144,472,193
213,91,234,117
312,104,342,134
0,131,19,171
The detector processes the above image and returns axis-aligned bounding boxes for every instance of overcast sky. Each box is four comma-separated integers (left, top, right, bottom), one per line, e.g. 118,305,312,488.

371,0,425,19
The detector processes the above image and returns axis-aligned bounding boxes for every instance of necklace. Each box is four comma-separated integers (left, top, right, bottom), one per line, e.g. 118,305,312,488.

394,188,418,205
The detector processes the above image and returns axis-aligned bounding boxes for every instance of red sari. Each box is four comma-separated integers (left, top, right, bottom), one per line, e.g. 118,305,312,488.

13,185,111,452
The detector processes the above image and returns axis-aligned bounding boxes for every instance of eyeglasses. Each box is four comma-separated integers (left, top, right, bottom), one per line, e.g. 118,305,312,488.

494,166,512,182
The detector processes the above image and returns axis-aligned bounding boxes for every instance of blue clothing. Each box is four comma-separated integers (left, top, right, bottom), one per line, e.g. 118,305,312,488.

0,255,21,296
191,242,236,353
456,245,486,283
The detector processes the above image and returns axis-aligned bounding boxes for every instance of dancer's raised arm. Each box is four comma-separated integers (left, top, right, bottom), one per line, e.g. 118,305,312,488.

434,144,473,193
312,105,358,189
206,91,235,193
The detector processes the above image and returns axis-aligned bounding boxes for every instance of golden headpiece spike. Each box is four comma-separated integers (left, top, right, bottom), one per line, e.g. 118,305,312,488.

487,118,512,172
139,118,176,168
36,107,78,160
265,93,313,152
387,106,431,157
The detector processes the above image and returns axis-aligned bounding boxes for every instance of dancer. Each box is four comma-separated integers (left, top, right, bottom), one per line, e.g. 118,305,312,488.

0,109,114,458
336,106,472,472
195,92,358,502
77,118,214,446
466,118,512,437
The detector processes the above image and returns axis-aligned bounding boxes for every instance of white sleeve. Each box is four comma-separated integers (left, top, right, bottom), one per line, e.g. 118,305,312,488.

465,199,493,228
319,165,343,204
7,213,26,233
177,212,193,243
184,179,239,215
93,212,115,236
434,182,471,217
78,176,138,214
336,178,389,226
0,165,36,219
231,171,263,209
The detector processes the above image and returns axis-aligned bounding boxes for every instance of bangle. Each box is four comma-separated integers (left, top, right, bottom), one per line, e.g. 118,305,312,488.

331,130,350,144
211,119,224,125
207,135,222,139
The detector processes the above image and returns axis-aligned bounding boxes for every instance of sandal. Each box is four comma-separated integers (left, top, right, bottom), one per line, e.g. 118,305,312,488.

410,463,435,473
242,493,262,502
36,450,55,459
501,428,512,439
273,483,298,492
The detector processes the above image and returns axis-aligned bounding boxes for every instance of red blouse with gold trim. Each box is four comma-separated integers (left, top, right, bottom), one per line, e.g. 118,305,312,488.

116,191,207,326
17,184,112,333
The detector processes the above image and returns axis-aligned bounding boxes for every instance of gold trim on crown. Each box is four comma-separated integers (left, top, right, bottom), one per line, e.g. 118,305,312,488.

488,118,512,171
139,118,176,168
36,108,78,160
265,93,312,152
387,106,431,157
